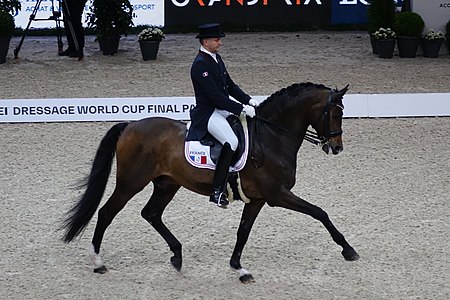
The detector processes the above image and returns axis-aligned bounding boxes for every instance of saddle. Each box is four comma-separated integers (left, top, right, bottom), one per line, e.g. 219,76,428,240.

185,115,248,171
184,115,251,203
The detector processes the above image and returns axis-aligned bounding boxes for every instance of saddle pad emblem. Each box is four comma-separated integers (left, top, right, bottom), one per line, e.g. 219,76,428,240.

189,149,209,165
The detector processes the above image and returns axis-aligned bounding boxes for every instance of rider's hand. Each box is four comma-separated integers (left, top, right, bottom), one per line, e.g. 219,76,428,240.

242,105,256,118
248,99,259,107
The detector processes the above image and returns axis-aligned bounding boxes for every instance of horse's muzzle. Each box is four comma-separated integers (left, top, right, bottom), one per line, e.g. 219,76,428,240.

322,139,343,155
331,144,343,154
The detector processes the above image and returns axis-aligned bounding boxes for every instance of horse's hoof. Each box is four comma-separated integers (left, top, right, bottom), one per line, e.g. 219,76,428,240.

171,256,182,271
342,248,360,261
93,265,108,274
239,274,255,284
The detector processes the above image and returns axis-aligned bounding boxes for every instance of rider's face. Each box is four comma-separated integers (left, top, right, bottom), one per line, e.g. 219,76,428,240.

203,38,222,53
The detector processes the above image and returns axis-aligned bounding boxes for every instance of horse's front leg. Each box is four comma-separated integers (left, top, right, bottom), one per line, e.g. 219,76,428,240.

230,200,265,283
268,188,359,261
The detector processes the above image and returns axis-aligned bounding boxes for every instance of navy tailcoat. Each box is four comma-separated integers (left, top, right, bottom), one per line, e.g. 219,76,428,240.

186,51,251,141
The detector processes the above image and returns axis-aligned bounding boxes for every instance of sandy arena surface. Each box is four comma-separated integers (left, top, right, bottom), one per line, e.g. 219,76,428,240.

0,32,449,299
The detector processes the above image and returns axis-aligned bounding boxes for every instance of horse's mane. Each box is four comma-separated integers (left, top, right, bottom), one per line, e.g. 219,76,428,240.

255,82,332,119
258,82,331,110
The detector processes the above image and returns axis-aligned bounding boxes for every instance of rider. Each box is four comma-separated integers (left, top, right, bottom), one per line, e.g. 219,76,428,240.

187,23,258,208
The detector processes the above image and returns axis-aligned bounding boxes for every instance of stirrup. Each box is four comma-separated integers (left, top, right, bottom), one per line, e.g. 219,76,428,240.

209,190,229,208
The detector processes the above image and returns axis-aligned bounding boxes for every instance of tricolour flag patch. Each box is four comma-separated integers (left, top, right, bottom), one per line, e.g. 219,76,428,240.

190,155,207,164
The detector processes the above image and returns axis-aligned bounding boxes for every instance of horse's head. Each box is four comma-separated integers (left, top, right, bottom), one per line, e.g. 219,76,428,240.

310,85,348,155
255,82,348,155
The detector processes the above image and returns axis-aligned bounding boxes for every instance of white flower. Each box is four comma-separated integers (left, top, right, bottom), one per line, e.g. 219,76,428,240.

373,27,396,40
424,30,444,41
138,26,165,42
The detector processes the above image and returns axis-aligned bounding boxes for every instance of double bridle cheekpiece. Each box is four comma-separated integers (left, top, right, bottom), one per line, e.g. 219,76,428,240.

254,89,344,147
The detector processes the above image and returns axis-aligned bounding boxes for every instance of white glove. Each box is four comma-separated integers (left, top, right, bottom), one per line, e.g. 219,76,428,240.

242,105,256,118
248,99,259,107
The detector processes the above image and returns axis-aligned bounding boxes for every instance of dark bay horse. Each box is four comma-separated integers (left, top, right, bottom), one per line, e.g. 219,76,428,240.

62,82,359,283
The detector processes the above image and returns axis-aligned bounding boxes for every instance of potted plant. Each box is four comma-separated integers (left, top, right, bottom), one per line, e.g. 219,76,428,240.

138,25,165,61
87,0,134,55
393,12,425,58
0,10,14,64
373,27,396,59
0,0,21,13
422,30,444,58
367,0,395,54
0,0,21,64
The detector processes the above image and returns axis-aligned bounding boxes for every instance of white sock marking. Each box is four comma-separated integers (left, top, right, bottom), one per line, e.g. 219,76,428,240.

90,243,104,269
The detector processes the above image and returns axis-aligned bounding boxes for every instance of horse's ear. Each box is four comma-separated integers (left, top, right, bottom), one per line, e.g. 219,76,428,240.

338,84,349,95
333,84,349,101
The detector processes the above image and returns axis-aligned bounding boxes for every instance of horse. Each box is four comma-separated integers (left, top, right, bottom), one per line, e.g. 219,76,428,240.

61,82,359,283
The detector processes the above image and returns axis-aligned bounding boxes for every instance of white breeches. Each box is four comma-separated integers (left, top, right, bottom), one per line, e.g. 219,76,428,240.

207,109,238,151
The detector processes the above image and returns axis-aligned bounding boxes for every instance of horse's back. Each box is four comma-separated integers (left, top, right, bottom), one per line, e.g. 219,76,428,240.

131,116,186,130
116,117,186,164
123,117,186,141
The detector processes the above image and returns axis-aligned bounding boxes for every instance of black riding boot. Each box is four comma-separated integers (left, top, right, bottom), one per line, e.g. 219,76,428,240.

209,142,235,208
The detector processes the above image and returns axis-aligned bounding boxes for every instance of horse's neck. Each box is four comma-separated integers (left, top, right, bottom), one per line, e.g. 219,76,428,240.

257,107,310,153
259,100,311,135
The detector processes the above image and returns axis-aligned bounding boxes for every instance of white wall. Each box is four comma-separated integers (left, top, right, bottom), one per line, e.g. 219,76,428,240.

412,0,450,34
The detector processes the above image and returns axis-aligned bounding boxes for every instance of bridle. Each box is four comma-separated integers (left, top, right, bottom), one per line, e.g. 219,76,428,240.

253,89,344,147
313,89,344,144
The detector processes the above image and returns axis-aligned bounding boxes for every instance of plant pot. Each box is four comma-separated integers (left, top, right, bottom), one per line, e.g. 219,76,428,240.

422,39,443,58
98,35,120,55
369,33,378,54
139,40,160,60
396,36,420,58
376,39,395,59
0,37,11,64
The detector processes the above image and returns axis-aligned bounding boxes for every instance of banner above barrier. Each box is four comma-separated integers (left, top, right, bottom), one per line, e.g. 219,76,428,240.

13,0,164,29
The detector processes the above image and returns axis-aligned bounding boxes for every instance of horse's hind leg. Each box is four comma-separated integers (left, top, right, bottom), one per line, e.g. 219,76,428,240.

90,187,140,273
140,176,182,271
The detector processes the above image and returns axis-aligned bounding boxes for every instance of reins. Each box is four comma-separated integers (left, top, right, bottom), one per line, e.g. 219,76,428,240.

253,90,341,146
253,115,325,145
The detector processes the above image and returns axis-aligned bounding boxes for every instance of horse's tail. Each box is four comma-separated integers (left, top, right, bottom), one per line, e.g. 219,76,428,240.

61,122,129,243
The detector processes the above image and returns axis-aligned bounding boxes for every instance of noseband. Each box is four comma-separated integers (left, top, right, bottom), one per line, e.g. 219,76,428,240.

254,89,344,146
309,90,344,145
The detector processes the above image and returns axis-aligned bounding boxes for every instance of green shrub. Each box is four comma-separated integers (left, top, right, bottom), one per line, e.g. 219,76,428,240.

393,12,425,37
0,10,14,38
87,0,134,37
367,0,396,33
0,0,21,14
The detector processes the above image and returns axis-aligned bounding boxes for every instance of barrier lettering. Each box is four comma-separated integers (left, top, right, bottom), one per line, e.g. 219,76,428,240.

77,105,120,114
13,106,75,115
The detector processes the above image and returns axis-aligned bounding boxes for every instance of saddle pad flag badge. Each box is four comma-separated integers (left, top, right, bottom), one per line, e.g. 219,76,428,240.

190,152,207,164
202,71,208,77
